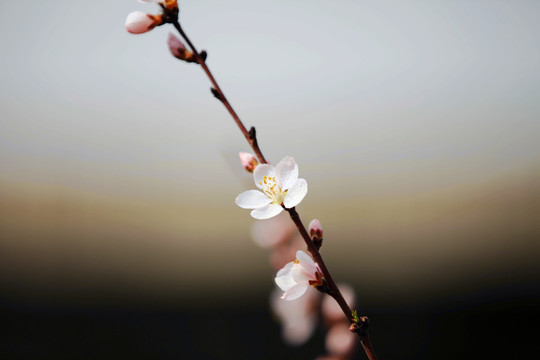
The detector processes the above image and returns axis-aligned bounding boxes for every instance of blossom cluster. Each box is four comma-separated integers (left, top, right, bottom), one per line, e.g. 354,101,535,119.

251,207,357,358
238,154,357,357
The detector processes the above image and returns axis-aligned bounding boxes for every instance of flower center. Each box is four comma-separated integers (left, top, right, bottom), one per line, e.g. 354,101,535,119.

259,176,287,205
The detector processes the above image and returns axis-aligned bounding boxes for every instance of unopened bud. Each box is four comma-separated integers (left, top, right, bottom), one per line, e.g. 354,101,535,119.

167,33,196,62
308,219,323,239
125,11,163,34
239,152,259,173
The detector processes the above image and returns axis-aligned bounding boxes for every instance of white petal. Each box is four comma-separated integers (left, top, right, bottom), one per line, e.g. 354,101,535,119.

253,164,275,189
235,190,270,209
250,203,283,219
282,282,309,301
296,250,316,270
293,251,318,281
275,262,295,291
283,178,307,208
275,156,298,190
291,265,310,283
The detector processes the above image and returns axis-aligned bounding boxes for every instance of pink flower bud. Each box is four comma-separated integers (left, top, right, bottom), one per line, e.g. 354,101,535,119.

238,152,259,173
308,219,323,239
125,11,162,34
167,33,196,62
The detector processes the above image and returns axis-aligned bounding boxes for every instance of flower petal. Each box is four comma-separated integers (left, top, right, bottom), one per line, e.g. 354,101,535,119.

235,190,271,209
275,156,298,190
253,164,275,189
275,262,295,291
283,178,307,208
293,250,318,280
282,282,309,301
296,250,316,271
250,203,283,219
291,265,310,283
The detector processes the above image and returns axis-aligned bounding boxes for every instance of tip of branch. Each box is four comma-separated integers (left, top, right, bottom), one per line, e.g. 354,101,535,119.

199,50,208,62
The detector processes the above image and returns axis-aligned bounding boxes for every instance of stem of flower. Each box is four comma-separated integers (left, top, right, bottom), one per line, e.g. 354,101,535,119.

166,8,376,360
170,20,268,165
286,207,378,360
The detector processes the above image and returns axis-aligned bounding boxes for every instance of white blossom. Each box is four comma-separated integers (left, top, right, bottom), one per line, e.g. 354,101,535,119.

275,250,322,301
235,156,307,219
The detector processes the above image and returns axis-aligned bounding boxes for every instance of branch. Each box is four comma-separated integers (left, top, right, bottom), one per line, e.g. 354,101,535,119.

286,208,378,360
163,6,377,360
170,20,268,165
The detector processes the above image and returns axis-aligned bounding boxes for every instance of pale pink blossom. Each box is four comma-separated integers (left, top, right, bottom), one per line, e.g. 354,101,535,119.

251,212,294,249
235,156,307,219
275,250,323,300
270,287,320,345
325,324,357,356
125,11,162,34
322,283,356,325
269,235,304,270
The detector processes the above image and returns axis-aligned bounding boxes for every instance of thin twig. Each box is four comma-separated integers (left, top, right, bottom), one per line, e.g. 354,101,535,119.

170,21,268,165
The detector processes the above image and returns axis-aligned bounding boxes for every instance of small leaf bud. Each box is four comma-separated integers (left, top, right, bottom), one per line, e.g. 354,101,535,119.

210,87,221,99
239,152,259,173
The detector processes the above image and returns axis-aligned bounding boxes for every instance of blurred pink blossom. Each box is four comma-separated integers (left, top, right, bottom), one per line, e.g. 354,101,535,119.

322,283,356,325
270,287,320,346
325,324,357,357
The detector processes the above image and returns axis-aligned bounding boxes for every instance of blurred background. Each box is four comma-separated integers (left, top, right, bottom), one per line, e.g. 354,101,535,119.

1,0,539,358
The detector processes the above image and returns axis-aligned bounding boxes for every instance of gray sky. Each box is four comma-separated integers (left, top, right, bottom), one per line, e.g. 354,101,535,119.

1,0,539,197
